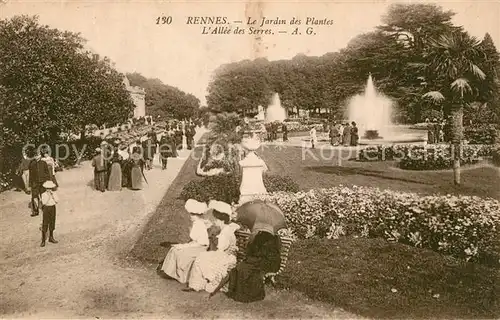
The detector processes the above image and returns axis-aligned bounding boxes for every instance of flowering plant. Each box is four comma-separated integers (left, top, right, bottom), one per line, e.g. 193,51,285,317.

357,144,493,170
254,186,500,263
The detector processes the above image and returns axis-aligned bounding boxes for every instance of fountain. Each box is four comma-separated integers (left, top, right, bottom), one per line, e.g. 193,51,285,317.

265,93,287,123
348,74,392,139
348,74,426,145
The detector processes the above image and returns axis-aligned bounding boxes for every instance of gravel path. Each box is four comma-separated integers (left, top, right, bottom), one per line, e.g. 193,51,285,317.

0,129,359,319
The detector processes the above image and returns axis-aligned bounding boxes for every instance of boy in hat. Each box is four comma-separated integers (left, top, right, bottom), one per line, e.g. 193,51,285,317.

40,180,59,247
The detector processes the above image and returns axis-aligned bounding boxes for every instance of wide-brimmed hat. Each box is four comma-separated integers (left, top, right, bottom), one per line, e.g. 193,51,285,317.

185,199,208,215
208,200,232,217
42,180,56,189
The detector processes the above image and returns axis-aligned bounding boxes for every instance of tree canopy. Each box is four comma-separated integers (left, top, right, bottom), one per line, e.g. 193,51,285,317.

204,4,500,124
0,15,135,146
126,72,200,120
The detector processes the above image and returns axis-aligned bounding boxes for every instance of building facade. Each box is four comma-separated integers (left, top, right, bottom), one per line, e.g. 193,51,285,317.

123,77,146,119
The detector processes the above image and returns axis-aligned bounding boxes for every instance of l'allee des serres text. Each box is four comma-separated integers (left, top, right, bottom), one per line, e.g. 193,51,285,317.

186,16,334,27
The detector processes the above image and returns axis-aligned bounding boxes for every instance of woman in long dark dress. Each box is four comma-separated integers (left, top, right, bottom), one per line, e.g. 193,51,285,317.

129,147,145,190
350,121,359,146
225,231,281,303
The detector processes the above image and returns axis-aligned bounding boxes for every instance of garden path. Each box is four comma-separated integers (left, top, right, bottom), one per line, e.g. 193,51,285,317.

0,128,359,319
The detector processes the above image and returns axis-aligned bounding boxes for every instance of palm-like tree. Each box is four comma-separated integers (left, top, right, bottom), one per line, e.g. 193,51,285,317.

422,31,487,185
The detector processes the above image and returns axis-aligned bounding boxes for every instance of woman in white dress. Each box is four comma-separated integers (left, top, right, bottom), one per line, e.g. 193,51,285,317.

158,199,211,284
309,127,318,149
185,200,240,293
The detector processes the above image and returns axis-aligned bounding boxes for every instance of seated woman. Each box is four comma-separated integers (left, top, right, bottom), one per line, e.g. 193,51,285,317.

225,229,281,302
185,200,240,293
157,199,211,284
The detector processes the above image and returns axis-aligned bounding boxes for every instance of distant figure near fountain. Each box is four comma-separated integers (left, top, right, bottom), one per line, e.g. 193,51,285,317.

265,93,287,123
348,74,393,139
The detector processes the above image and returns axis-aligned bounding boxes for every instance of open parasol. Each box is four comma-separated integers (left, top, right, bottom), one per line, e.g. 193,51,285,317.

235,199,286,234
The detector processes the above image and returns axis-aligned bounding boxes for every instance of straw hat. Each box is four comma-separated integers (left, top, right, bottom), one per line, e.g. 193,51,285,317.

184,199,208,215
208,200,232,217
42,180,56,189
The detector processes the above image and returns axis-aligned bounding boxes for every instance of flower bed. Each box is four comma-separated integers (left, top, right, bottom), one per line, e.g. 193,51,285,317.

256,186,500,263
357,144,493,170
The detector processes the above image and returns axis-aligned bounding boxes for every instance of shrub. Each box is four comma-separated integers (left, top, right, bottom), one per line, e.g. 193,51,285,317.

180,173,300,204
0,172,13,192
464,124,498,145
256,186,500,263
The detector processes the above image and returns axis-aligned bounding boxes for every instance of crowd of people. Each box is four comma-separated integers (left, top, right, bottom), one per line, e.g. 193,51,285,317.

327,121,359,147
425,117,452,144
91,122,197,192
156,199,282,303
13,120,199,247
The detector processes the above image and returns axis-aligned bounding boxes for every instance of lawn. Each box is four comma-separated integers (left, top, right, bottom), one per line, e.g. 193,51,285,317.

281,237,500,319
131,140,500,318
257,145,500,200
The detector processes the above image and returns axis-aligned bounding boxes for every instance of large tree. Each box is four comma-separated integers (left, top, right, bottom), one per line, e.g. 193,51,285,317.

0,15,134,172
127,72,200,120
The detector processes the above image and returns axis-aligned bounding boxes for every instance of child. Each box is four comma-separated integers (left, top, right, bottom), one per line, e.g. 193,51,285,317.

40,180,59,247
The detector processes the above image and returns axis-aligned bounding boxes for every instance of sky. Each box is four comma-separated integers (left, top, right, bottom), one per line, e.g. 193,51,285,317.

2,0,499,105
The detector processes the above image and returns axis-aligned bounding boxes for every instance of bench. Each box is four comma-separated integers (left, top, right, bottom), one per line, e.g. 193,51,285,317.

235,229,294,285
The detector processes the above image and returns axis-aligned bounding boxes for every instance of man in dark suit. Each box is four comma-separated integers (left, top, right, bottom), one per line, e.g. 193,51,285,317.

28,148,51,217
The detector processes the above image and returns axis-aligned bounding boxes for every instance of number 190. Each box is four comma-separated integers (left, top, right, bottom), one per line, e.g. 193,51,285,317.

156,16,172,24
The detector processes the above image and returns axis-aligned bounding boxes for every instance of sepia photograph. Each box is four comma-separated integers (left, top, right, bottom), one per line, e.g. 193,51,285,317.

0,0,499,318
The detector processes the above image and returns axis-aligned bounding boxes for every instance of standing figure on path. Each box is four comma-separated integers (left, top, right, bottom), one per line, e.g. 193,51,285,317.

148,127,158,154
185,125,194,150
39,180,59,247
342,123,351,147
159,134,172,170
350,122,359,146
107,146,123,191
329,122,339,146
175,126,183,152
28,149,51,217
186,200,240,293
118,145,130,188
224,231,281,302
91,148,107,192
281,123,288,142
129,147,145,190
41,148,59,188
427,124,435,144
309,127,317,149
157,199,211,283
146,138,157,170
339,123,345,145
17,154,32,194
